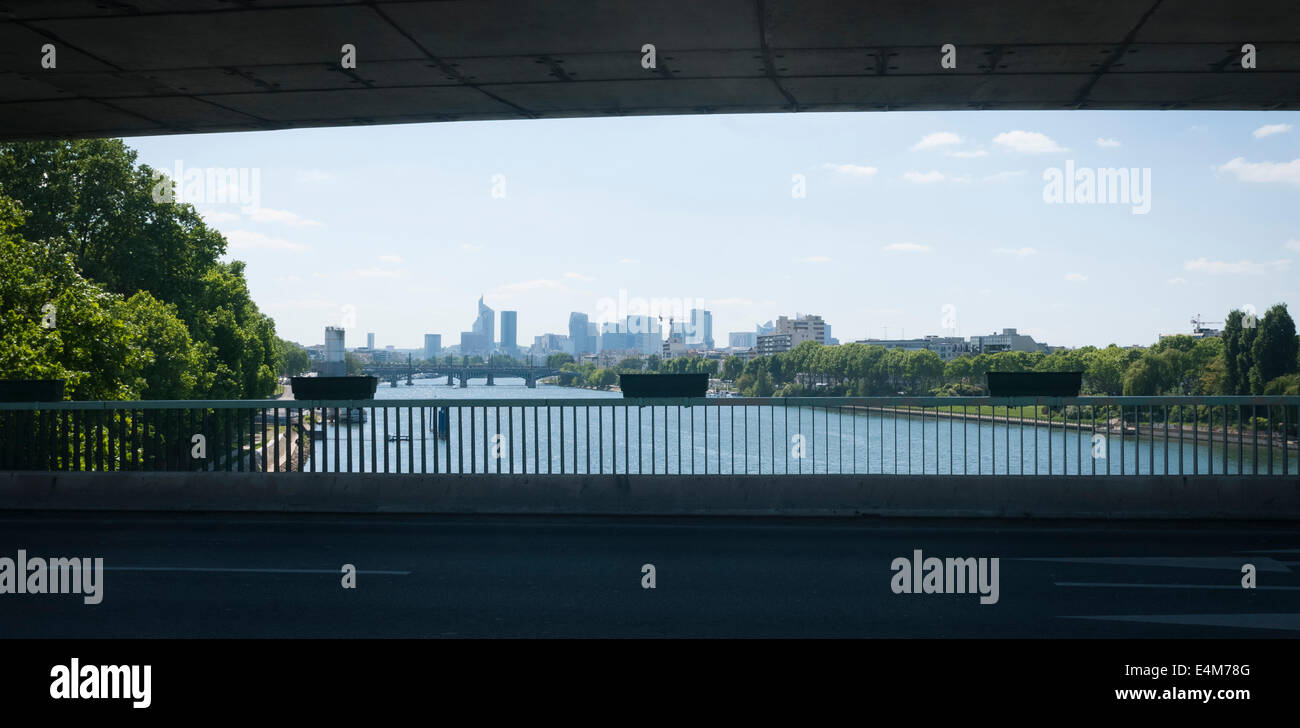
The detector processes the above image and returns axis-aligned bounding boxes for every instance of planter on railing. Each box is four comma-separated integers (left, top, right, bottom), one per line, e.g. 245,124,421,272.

620,373,708,398
0,379,65,402
290,376,378,400
986,371,1082,397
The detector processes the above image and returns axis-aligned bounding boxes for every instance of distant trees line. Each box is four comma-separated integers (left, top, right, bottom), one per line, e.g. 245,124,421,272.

527,307,1300,398
0,139,300,401
716,304,1299,398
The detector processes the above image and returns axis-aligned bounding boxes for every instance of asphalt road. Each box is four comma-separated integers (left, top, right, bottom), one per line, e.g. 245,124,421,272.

0,512,1297,638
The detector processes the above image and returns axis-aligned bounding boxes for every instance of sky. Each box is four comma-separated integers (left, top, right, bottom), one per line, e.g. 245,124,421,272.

124,109,1300,351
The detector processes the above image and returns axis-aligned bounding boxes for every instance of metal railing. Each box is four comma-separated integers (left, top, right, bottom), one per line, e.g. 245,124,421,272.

1,396,1297,476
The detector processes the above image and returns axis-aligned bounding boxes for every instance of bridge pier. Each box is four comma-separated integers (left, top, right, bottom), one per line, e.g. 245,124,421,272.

389,377,397,388
446,374,454,386
526,374,536,388
486,374,495,386
459,370,468,388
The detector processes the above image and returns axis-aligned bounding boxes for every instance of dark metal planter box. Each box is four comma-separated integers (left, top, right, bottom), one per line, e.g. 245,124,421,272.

290,376,378,400
620,373,708,398
0,379,65,402
986,371,1083,397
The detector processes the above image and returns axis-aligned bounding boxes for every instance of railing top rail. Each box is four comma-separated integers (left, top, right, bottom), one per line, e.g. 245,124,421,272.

2,395,1299,411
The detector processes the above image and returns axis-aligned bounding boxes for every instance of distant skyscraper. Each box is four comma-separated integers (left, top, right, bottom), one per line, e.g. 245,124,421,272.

729,331,757,349
687,308,713,349
471,295,495,352
423,334,442,360
625,314,662,356
366,332,375,350
569,312,593,356
323,326,345,376
500,311,517,355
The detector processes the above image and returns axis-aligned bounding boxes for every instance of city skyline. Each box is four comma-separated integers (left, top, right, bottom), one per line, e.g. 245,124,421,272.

121,109,1300,350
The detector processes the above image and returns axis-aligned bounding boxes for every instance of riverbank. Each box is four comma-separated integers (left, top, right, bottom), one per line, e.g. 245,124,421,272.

847,404,1298,452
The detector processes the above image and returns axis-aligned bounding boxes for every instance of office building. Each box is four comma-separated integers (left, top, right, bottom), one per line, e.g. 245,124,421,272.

500,311,517,356
774,314,826,348
969,328,1048,354
471,295,495,353
687,308,714,349
423,334,442,360
460,331,490,358
569,312,595,356
366,332,375,351
729,332,757,350
756,333,793,356
322,326,346,376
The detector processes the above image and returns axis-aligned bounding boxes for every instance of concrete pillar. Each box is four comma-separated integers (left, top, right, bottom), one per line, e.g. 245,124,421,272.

486,374,495,386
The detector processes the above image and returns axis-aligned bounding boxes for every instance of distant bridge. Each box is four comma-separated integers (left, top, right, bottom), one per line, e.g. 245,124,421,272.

362,364,560,388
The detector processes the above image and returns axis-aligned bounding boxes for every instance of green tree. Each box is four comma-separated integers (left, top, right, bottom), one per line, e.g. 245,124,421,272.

722,355,744,381
1249,303,1298,393
0,139,280,399
546,352,574,369
275,337,311,377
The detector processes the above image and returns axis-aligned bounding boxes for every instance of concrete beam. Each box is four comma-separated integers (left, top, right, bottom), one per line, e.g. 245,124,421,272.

1,0,1297,140
2,472,1297,519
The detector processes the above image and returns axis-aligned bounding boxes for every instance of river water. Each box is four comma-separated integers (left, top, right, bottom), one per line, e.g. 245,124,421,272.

306,379,1298,475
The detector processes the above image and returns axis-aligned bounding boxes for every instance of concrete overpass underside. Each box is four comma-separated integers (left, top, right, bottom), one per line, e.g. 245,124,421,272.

1,0,1298,141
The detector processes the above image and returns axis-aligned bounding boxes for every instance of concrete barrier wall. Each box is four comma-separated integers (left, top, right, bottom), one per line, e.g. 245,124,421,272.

2,472,1298,519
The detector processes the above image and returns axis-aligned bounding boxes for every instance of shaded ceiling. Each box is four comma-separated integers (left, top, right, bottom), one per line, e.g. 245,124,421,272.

0,0,1297,140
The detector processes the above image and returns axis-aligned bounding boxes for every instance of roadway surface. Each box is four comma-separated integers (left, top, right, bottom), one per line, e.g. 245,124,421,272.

1,512,1297,638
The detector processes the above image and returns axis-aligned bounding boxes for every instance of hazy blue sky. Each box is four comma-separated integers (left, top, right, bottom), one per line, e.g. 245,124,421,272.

125,109,1299,351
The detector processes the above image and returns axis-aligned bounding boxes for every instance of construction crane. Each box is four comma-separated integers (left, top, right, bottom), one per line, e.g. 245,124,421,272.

1190,314,1222,336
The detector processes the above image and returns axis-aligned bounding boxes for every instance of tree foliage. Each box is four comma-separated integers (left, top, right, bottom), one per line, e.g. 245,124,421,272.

0,139,280,400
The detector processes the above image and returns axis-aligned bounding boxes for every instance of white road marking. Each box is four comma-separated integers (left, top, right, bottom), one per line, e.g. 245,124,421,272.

1018,556,1290,572
102,566,409,575
1063,613,1300,631
1056,581,1300,590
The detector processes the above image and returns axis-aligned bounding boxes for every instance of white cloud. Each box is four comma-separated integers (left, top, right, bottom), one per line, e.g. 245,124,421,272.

903,171,947,184
378,254,402,263
1184,257,1292,274
1253,123,1292,139
225,230,308,252
460,243,485,251
1064,273,1087,282
951,149,989,158
796,255,832,263
244,206,324,228
993,130,1066,154
618,258,640,264
993,247,1037,256
1214,157,1300,186
911,132,962,151
823,163,878,177
883,243,931,253
1285,239,1300,252
982,170,1025,182
1166,277,1187,285
563,272,593,281
1095,137,1121,148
